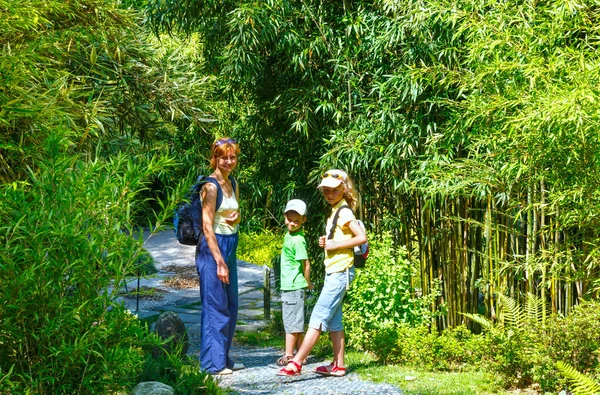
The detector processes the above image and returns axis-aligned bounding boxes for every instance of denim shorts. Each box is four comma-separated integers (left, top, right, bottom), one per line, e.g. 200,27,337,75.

281,289,305,333
308,267,355,332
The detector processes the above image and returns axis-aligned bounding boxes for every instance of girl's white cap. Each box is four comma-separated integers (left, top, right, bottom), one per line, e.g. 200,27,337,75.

317,169,348,188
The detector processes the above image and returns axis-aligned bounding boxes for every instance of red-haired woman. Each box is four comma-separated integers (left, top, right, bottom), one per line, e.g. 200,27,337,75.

196,137,244,375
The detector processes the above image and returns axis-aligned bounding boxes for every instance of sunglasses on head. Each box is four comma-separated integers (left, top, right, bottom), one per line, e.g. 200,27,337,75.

322,172,345,180
215,138,237,147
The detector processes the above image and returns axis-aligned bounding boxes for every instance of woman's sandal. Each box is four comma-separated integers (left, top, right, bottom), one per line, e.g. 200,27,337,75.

276,360,302,376
276,355,294,366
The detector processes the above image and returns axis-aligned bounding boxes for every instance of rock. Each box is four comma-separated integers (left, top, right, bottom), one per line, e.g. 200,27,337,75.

152,311,189,358
130,381,174,395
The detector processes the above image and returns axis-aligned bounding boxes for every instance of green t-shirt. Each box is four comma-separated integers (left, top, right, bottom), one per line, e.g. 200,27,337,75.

280,230,309,291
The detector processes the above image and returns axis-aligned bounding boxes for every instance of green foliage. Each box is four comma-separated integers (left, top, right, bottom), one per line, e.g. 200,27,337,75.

0,139,179,394
556,361,600,395
138,351,223,395
462,297,600,391
357,361,504,395
344,232,443,350
545,300,600,375
237,230,282,267
475,325,545,389
463,292,546,330
350,294,600,391
0,0,221,212
364,324,479,371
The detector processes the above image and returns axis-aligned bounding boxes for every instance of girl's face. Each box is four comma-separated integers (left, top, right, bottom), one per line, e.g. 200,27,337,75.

217,148,237,173
321,185,345,206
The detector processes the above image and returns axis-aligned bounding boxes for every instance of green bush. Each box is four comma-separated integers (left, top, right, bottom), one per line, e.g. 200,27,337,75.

363,323,478,371
546,300,600,373
343,232,442,350
522,300,600,392
237,230,282,267
0,143,180,394
462,298,600,392
138,352,223,395
476,325,542,389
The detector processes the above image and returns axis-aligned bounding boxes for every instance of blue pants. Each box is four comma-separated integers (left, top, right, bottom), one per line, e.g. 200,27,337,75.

196,233,239,373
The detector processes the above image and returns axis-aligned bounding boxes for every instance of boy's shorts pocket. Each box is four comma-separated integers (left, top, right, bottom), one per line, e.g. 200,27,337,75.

281,289,305,333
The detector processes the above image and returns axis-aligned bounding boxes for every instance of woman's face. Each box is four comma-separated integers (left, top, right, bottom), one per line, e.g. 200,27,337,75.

321,184,345,206
217,148,237,173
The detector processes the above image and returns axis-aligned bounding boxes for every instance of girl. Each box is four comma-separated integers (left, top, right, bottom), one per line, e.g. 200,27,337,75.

277,169,367,377
196,137,244,375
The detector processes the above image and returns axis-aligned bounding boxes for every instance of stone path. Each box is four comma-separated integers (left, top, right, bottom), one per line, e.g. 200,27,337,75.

117,230,403,395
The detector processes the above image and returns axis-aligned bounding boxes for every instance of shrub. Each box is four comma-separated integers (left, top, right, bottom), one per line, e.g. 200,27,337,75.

461,294,600,391
0,143,180,394
343,232,442,350
138,350,223,395
237,230,282,267
545,300,600,373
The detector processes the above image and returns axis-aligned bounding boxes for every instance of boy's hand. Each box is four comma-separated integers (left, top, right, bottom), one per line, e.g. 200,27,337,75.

307,282,314,290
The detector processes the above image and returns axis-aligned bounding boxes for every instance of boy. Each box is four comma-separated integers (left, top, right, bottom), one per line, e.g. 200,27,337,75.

276,199,313,366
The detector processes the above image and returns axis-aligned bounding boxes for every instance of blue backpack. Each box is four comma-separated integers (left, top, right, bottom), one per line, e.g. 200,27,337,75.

173,175,237,245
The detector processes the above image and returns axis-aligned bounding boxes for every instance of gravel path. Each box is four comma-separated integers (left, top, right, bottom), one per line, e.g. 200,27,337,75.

118,230,403,395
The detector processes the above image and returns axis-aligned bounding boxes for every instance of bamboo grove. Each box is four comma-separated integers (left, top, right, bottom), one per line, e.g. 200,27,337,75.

146,0,600,329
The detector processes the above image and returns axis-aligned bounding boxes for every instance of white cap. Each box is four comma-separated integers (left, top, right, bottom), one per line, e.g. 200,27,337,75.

284,199,307,216
317,169,348,188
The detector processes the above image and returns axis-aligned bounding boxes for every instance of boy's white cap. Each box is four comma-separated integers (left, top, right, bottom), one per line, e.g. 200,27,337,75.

284,199,307,216
317,169,348,189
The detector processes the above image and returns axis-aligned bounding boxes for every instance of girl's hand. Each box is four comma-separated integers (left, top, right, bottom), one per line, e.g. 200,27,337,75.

319,235,326,248
324,239,338,251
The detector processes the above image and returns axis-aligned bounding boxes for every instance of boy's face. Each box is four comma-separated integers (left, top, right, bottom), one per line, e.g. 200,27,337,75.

284,211,306,233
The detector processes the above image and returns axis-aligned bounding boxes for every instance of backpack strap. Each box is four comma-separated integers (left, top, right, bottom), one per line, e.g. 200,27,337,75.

204,176,236,211
203,177,224,210
327,204,352,240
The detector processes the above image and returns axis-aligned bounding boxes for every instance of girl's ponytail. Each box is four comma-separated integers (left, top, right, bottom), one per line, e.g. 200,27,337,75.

343,176,359,211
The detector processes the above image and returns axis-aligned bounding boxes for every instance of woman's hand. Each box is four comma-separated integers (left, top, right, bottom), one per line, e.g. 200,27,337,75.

224,210,240,226
217,262,229,284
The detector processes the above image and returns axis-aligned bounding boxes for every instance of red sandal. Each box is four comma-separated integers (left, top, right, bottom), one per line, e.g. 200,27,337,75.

315,363,346,377
276,360,302,376
315,363,335,375
329,366,346,377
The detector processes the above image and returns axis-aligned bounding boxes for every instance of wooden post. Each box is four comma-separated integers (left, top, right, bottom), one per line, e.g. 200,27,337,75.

264,265,271,320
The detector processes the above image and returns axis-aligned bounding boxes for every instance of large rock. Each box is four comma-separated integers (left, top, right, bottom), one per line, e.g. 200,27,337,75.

152,311,189,358
130,381,174,395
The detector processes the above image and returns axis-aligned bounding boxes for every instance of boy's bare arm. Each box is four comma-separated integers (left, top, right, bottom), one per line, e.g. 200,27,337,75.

302,259,313,290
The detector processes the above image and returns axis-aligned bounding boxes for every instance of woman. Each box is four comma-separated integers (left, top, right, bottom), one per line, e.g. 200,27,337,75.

195,137,244,375
277,169,367,377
